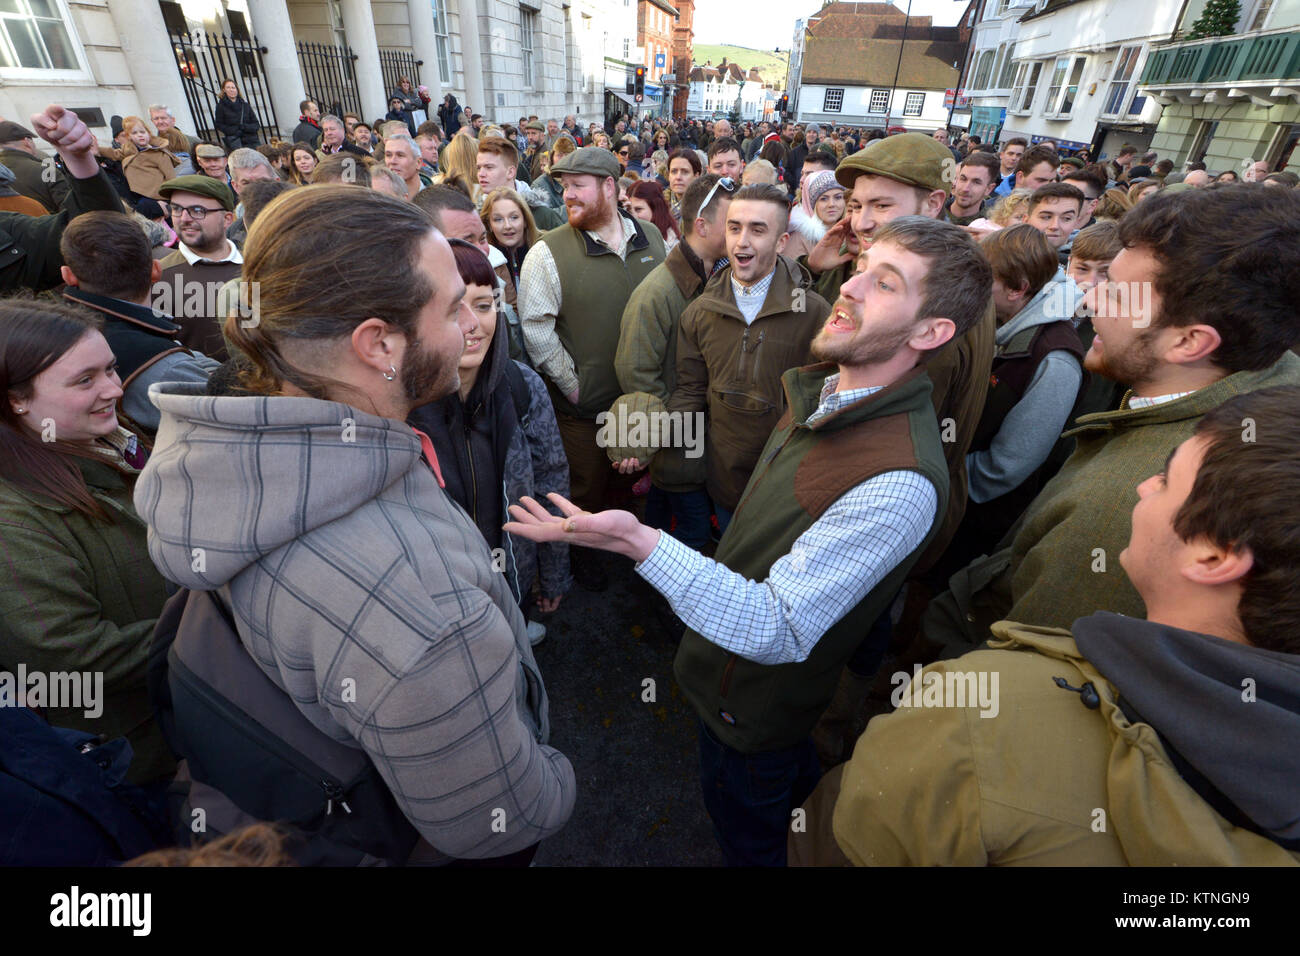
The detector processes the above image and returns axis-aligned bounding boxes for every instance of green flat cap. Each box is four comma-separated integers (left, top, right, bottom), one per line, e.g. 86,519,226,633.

158,174,236,211
552,145,620,181
525,120,546,132
836,132,953,197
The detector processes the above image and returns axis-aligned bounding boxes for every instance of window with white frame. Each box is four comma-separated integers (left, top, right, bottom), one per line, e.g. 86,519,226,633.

623,37,629,59
1249,0,1274,30
1009,60,1043,113
521,5,537,88
997,42,1017,88
1102,45,1140,116
973,49,995,89
868,88,889,113
903,92,924,116
0,0,84,73
432,0,453,86
1044,56,1085,115
823,88,844,112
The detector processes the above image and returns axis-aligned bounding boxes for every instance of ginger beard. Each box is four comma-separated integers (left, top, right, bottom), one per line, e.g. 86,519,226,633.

810,296,915,367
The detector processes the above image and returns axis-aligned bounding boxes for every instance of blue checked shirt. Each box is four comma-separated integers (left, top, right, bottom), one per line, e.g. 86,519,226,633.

636,375,938,666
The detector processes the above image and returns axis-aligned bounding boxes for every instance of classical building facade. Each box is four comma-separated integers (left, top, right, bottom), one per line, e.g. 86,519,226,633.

0,0,641,147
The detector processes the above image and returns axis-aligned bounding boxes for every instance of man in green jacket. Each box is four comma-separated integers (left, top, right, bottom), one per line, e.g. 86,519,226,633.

505,217,993,866
667,183,831,533
924,183,1300,657
608,173,733,549
0,105,125,294
795,386,1300,866
518,147,665,589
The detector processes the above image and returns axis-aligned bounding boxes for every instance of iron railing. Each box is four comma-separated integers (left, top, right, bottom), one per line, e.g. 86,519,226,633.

378,48,423,99
297,41,362,121
167,29,279,144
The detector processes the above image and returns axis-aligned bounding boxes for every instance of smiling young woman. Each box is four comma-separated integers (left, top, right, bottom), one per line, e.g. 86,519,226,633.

0,298,176,792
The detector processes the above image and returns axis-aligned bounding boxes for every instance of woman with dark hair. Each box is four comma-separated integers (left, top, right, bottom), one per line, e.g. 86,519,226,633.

213,78,261,152
390,76,430,118
408,239,571,642
760,138,788,185
626,179,681,250
0,300,175,790
665,147,700,223
288,142,318,185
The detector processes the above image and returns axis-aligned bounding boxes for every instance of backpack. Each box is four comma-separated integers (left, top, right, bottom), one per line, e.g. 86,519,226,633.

0,704,168,865
148,587,421,866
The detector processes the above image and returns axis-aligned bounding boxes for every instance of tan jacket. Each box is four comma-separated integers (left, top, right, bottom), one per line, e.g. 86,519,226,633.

668,255,829,510
793,621,1300,866
102,144,179,200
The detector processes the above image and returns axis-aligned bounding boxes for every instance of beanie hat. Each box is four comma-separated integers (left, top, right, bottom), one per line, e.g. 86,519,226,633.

805,170,844,211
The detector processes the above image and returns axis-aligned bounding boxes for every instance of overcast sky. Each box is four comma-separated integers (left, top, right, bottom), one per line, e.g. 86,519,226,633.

693,0,971,53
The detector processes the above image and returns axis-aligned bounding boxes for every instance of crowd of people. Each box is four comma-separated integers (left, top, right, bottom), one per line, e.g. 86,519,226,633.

1,97,1299,869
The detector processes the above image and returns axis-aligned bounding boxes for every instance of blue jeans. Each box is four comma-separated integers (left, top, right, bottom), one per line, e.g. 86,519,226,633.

714,503,734,536
645,486,713,551
697,721,822,867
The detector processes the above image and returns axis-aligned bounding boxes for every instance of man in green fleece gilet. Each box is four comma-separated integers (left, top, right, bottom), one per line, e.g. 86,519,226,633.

503,217,994,865
924,182,1300,655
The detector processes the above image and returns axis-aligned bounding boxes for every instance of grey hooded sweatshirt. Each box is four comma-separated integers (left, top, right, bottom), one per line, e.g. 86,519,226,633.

967,272,1084,504
134,382,575,860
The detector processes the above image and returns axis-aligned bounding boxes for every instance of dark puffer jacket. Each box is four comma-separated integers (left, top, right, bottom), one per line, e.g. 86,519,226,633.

408,314,571,604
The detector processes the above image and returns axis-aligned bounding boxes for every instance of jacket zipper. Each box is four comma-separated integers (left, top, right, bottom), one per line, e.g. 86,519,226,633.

720,654,738,697
464,425,478,524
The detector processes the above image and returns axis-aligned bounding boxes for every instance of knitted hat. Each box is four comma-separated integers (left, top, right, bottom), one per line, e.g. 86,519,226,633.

805,170,844,209
836,132,953,198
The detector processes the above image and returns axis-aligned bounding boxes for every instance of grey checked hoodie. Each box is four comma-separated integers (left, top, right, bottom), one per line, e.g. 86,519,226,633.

134,382,575,860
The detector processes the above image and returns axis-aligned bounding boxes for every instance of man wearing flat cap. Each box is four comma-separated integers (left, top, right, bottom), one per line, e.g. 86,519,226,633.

522,119,549,183
153,174,241,360
799,133,998,764
517,146,666,590
0,118,70,212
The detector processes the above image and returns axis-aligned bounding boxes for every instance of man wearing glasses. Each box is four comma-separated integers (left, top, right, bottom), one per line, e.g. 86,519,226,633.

155,175,242,360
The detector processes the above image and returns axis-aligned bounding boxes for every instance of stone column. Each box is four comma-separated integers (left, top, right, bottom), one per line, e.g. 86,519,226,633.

458,0,487,120
408,0,444,105
340,0,389,120
104,0,198,136
246,0,307,139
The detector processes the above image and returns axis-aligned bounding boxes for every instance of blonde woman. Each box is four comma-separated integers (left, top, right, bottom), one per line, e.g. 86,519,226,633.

437,133,482,202
968,187,1034,233
1093,186,1134,221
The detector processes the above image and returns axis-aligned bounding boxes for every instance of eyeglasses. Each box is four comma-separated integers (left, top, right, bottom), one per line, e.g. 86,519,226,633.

167,202,225,220
698,176,736,217
618,149,630,156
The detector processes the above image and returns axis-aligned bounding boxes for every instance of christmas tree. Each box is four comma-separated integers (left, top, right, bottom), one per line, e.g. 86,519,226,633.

1187,0,1241,38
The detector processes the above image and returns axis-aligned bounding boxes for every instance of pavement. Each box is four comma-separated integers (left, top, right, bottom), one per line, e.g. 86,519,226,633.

528,552,725,866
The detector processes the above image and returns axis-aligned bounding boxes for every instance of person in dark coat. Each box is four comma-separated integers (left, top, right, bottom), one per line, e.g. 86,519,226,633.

408,240,572,643
390,77,429,116
385,96,416,137
291,99,322,149
438,93,463,138
213,79,261,151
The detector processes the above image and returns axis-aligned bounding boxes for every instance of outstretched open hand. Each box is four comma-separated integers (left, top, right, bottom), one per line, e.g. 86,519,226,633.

503,493,660,562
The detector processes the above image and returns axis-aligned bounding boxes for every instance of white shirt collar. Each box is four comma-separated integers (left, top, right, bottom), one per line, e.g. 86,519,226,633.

1126,390,1196,410
177,240,242,266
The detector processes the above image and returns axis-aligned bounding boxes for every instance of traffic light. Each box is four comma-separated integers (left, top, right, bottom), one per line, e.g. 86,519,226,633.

626,71,635,96
634,66,646,102
778,94,789,114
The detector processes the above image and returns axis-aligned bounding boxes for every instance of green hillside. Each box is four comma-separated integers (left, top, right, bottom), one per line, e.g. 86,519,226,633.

691,44,789,86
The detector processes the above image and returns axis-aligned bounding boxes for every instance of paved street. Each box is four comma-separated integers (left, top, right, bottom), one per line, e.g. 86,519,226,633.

529,553,725,866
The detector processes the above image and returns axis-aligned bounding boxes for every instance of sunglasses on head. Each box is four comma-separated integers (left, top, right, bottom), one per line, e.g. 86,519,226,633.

699,176,736,216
